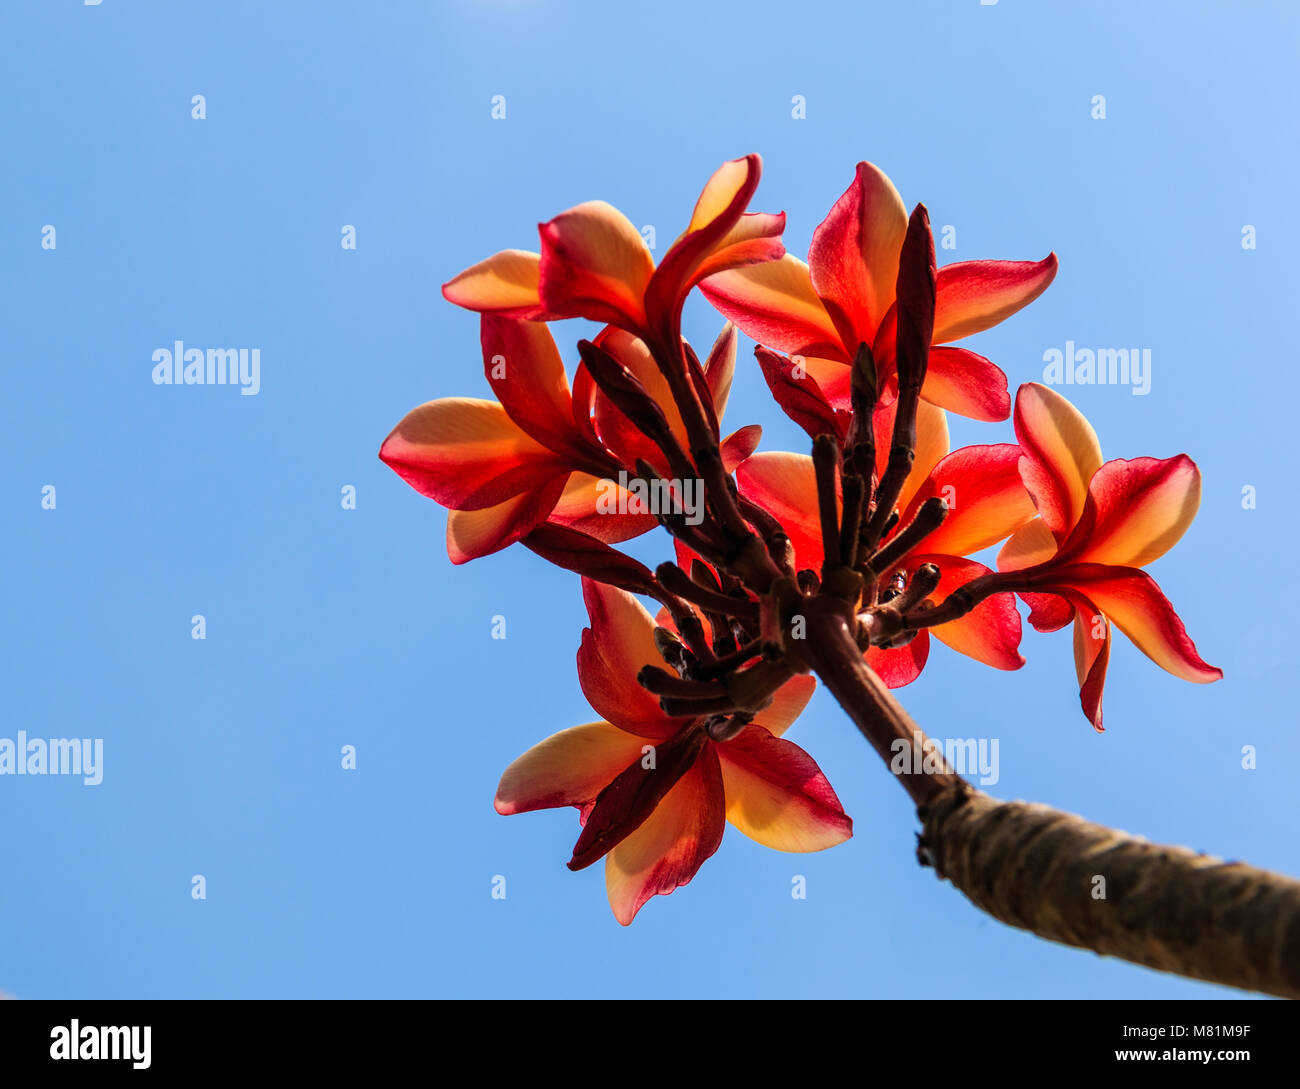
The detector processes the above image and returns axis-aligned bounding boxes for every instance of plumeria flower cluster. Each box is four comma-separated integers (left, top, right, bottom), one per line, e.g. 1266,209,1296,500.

381,155,1220,923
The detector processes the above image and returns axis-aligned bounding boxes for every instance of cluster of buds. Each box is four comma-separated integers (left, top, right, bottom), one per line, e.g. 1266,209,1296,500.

381,156,1219,923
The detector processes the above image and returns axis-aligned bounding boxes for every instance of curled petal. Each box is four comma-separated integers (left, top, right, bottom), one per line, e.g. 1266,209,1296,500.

605,745,726,925
380,398,569,509
494,721,649,816
716,726,852,852
866,632,930,688
754,348,846,444
720,424,763,470
648,155,784,328
570,728,708,871
522,524,657,595
1013,382,1103,541
703,323,738,422
446,475,569,564
1072,604,1111,732
688,213,786,288
442,249,553,319
699,255,845,359
1040,565,1221,685
577,579,681,739
808,161,909,350
1018,590,1075,633
921,347,1011,422
915,555,1024,670
538,201,654,330
931,255,1059,345
903,444,1036,558
1060,456,1202,568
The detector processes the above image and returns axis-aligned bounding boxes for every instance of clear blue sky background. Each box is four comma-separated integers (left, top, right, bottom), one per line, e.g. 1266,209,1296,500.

1,0,1295,999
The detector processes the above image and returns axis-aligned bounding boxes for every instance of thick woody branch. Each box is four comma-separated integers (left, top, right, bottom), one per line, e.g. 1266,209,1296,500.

920,784,1300,1000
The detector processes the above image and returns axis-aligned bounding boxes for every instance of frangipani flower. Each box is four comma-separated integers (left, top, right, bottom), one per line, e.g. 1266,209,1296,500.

997,383,1222,729
700,161,1057,423
737,401,1036,687
494,579,852,924
379,317,757,562
442,155,785,347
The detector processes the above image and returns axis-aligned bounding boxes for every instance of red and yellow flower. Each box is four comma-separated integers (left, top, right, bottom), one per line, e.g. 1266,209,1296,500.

379,318,757,562
442,154,785,347
494,579,852,924
700,161,1057,423
997,383,1221,729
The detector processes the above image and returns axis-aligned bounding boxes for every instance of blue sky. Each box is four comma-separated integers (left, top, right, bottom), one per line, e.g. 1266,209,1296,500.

1,0,1295,998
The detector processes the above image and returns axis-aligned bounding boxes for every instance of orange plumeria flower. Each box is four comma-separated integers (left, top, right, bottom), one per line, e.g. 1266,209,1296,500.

997,383,1222,729
494,579,852,925
737,401,1036,687
700,161,1057,422
442,154,785,346
379,318,757,562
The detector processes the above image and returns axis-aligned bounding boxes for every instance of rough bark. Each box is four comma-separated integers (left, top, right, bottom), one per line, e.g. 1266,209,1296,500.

919,782,1300,999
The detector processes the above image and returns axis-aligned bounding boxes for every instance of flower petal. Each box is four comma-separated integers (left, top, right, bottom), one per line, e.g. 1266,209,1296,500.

494,721,650,816
716,726,852,852
720,424,763,471
538,201,654,330
1013,382,1103,540
1060,455,1202,568
866,632,930,688
808,161,909,350
902,444,1035,558
914,555,1024,670
873,398,950,514
577,579,682,739
920,347,1011,422
480,315,581,457
735,452,827,572
1018,590,1075,633
1041,565,1221,684
700,255,845,359
750,674,816,738
442,249,553,319
931,255,1059,345
380,398,569,509
703,323,738,422
997,517,1059,572
547,471,659,544
648,155,784,329
754,347,847,444
1072,604,1111,732
605,744,726,925
522,524,657,595
445,475,569,564
590,326,689,468
570,727,709,870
